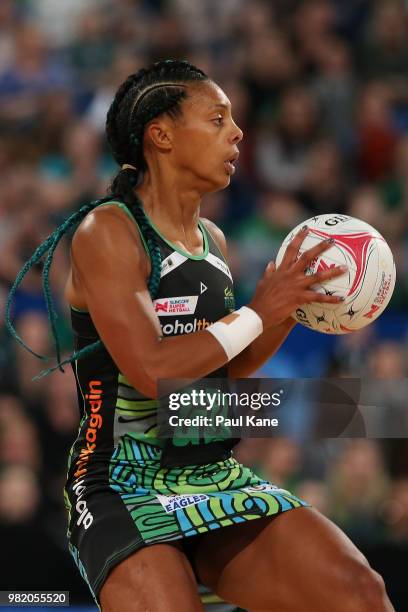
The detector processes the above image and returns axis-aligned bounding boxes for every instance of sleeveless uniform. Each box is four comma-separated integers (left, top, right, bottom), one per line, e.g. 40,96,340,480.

64,201,309,604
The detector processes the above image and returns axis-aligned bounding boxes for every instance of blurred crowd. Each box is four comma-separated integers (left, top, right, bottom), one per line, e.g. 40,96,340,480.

0,0,408,608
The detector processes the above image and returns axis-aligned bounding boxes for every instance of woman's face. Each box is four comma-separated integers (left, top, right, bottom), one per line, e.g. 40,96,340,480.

161,80,243,192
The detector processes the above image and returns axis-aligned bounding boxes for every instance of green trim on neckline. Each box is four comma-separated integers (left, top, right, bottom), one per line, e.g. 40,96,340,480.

142,208,209,260
71,305,88,313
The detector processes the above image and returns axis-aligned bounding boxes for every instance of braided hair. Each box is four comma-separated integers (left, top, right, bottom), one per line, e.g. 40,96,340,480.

6,59,208,378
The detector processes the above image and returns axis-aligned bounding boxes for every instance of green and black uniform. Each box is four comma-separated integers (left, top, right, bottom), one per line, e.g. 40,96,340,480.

64,201,308,603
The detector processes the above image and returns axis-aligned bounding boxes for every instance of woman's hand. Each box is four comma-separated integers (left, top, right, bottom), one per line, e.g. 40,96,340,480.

248,226,346,329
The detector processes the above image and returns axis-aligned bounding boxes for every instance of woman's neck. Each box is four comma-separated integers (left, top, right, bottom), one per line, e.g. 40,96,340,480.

136,169,204,253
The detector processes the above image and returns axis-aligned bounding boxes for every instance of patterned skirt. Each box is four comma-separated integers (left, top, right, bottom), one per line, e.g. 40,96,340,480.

65,449,309,604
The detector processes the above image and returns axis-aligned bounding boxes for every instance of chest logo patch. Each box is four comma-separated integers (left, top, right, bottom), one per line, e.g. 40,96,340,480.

224,286,235,311
154,295,198,316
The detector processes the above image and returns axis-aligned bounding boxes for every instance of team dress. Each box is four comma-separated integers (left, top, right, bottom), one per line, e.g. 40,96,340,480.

64,201,309,604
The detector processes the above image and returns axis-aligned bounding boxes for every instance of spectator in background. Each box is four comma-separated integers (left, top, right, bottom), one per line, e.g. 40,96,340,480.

243,31,299,121
357,2,408,85
231,190,306,303
327,440,390,546
0,23,72,142
0,180,69,301
0,464,83,594
39,365,78,511
39,120,112,214
255,86,321,192
356,82,399,182
85,52,146,134
359,341,408,438
330,325,375,376
310,37,357,152
0,0,18,74
348,185,388,234
0,395,41,469
382,478,408,543
299,139,348,214
292,0,337,71
13,312,51,401
296,479,330,515
67,8,114,93
34,90,75,161
381,136,408,233
259,438,304,491
26,0,100,48
0,465,40,524
170,0,246,49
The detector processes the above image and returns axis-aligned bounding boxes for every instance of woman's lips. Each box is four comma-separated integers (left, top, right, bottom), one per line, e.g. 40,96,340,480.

224,151,239,175
224,160,236,175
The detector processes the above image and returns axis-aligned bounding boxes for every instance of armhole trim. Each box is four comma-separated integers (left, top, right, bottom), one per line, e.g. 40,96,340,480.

97,200,151,262
69,200,152,315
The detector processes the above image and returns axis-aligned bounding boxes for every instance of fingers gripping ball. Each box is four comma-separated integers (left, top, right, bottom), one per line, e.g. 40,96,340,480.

275,214,396,334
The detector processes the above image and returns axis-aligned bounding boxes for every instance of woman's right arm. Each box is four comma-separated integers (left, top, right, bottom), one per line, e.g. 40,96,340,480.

71,206,344,398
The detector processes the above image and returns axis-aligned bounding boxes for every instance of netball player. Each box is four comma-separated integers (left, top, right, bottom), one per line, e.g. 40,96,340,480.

8,60,394,611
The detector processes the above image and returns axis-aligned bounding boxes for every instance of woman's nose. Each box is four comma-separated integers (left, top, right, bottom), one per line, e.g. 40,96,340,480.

230,121,243,144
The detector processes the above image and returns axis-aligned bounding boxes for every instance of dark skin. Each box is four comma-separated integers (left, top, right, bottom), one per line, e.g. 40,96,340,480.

65,82,343,395
65,81,394,611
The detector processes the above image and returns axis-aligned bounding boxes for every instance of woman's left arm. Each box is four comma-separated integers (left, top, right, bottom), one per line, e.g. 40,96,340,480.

201,218,297,377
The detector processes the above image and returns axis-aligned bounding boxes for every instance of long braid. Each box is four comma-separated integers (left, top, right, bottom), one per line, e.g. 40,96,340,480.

7,59,208,378
6,197,111,374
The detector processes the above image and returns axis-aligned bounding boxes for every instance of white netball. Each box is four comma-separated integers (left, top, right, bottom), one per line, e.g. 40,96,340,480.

275,214,396,334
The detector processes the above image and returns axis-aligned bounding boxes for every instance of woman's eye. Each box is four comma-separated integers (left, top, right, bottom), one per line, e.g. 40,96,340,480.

213,117,224,125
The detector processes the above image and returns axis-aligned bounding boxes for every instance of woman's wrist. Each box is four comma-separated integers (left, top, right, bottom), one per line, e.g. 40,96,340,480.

206,306,264,361
283,317,297,330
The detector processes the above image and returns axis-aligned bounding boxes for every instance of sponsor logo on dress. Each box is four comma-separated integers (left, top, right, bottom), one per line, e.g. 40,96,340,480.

161,317,213,335
224,286,235,311
154,295,198,316
72,479,93,530
156,493,209,513
71,380,103,530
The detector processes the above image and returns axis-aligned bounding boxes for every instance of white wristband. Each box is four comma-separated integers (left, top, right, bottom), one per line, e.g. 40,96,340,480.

206,306,263,361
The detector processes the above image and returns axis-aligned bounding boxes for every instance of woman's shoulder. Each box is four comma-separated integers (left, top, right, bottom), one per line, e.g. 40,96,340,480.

71,200,149,268
78,199,133,225
73,200,136,242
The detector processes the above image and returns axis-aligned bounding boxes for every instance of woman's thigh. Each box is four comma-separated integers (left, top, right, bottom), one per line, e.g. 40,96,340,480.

194,507,393,612
99,542,204,612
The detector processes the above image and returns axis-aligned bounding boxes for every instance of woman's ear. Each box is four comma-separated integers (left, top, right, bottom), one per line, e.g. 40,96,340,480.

145,120,173,153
